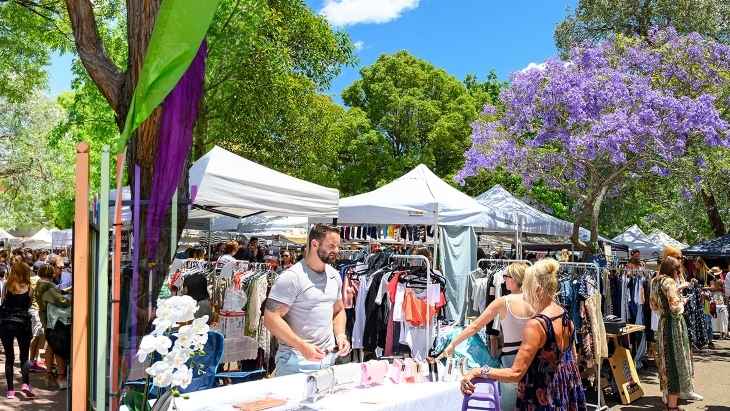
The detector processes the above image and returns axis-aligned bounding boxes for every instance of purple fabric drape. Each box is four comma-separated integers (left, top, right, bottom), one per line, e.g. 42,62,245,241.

146,41,207,262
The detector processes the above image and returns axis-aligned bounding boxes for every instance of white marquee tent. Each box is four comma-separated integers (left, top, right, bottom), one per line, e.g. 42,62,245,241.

0,229,16,240
475,184,573,237
612,224,664,258
24,228,53,248
189,146,339,220
309,164,510,227
474,185,628,251
648,229,689,250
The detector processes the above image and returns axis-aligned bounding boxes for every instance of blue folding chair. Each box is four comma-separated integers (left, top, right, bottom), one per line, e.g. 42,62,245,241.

124,330,264,397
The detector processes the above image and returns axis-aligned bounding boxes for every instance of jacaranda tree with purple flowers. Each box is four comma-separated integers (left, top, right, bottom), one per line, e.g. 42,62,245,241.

457,28,730,252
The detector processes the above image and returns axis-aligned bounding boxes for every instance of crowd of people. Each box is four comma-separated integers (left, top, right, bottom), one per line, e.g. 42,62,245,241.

0,248,73,399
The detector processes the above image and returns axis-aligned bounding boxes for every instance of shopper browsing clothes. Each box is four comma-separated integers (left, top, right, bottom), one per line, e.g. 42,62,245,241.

438,263,532,411
263,223,349,377
461,259,587,411
650,256,703,408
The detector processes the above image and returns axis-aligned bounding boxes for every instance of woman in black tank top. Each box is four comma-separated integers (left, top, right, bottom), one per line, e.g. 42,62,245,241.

0,262,35,399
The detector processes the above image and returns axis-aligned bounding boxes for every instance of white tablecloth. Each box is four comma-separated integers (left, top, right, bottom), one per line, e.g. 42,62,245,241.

123,372,462,411
712,306,728,334
128,336,260,381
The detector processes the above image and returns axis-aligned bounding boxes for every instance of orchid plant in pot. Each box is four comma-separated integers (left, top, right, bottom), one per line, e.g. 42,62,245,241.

123,295,210,411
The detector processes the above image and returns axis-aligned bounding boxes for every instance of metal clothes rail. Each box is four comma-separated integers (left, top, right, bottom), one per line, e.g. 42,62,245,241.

389,254,432,358
559,261,609,411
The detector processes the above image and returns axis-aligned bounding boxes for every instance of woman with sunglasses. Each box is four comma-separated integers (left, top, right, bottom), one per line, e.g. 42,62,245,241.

280,251,294,269
437,263,532,411
650,256,702,410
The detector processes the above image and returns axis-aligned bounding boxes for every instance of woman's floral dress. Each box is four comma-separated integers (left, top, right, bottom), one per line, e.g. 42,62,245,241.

515,310,587,411
649,276,694,396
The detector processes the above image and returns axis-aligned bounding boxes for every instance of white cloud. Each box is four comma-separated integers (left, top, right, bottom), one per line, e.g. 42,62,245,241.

320,0,419,27
353,41,364,51
521,62,546,72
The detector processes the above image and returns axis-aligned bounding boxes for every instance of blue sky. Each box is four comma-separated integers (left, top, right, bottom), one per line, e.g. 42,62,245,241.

48,1,572,104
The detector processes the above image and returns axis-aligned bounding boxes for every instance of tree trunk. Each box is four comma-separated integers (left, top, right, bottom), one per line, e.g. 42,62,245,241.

701,188,726,238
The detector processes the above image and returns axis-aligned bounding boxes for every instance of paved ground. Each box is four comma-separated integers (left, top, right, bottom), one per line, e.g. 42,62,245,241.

590,337,730,410
0,341,67,411
0,337,729,411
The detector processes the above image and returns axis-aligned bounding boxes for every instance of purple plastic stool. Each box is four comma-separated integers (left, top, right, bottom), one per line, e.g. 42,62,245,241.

461,377,500,411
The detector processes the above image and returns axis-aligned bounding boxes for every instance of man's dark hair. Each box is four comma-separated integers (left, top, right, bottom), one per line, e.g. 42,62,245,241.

308,224,340,246
627,258,642,266
526,253,537,260
631,249,640,256
0,250,7,260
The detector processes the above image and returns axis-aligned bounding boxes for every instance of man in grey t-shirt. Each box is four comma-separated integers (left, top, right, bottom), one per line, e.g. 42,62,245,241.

264,223,349,376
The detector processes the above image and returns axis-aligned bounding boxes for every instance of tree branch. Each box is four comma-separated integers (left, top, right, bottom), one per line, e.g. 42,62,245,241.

64,0,124,112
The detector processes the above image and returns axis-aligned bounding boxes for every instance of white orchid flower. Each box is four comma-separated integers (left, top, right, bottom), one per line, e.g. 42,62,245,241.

164,346,192,368
154,335,173,356
191,316,209,335
172,364,194,389
146,361,174,388
138,335,157,357
175,329,196,349
192,333,208,351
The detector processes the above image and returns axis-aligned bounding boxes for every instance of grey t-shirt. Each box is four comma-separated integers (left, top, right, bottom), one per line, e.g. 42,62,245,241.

267,260,342,354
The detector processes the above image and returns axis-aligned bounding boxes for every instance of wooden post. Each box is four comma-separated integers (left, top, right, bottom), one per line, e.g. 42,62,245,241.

72,142,91,410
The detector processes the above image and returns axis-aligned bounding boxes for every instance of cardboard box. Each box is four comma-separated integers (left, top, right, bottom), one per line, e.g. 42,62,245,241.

219,311,246,339
608,347,644,404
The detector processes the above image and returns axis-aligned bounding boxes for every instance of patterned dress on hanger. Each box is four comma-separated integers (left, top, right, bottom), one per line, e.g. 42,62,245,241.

649,276,694,396
515,310,587,411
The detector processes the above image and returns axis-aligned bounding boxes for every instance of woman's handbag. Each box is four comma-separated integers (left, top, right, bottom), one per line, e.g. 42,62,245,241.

331,363,360,388
360,360,389,387
304,367,335,401
389,358,406,383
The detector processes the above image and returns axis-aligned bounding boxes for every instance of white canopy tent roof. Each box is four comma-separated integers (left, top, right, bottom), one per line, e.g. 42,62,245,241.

612,224,664,258
189,146,339,219
0,229,16,240
475,185,574,237
24,228,53,248
51,229,73,247
648,229,689,250
309,164,509,227
236,215,309,236
110,187,133,222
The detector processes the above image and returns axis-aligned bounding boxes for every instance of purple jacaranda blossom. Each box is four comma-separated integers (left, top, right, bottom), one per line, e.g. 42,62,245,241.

646,215,654,222
457,27,730,239
681,188,693,200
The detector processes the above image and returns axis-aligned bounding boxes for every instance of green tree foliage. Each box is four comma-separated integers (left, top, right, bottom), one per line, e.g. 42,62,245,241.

555,0,730,54
340,50,489,192
197,0,357,188
0,91,76,229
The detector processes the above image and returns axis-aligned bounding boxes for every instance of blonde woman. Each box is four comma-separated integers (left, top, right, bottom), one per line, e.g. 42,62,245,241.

438,263,532,411
650,256,702,408
461,259,587,411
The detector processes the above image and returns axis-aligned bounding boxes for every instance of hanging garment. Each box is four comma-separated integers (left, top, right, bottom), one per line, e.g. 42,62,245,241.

682,285,708,347
388,225,395,239
585,293,608,359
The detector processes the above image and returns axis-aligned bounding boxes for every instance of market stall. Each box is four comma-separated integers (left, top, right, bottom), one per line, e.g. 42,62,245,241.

122,370,462,411
611,224,664,259
310,164,511,321
23,227,53,248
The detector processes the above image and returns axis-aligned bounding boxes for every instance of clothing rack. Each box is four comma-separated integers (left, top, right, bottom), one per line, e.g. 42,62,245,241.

558,261,609,411
388,254,432,359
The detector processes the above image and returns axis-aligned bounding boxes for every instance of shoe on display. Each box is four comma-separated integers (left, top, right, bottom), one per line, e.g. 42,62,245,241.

680,392,703,401
21,384,35,398
6,390,14,399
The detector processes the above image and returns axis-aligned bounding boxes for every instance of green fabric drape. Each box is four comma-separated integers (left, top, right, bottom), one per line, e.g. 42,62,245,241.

116,0,221,152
